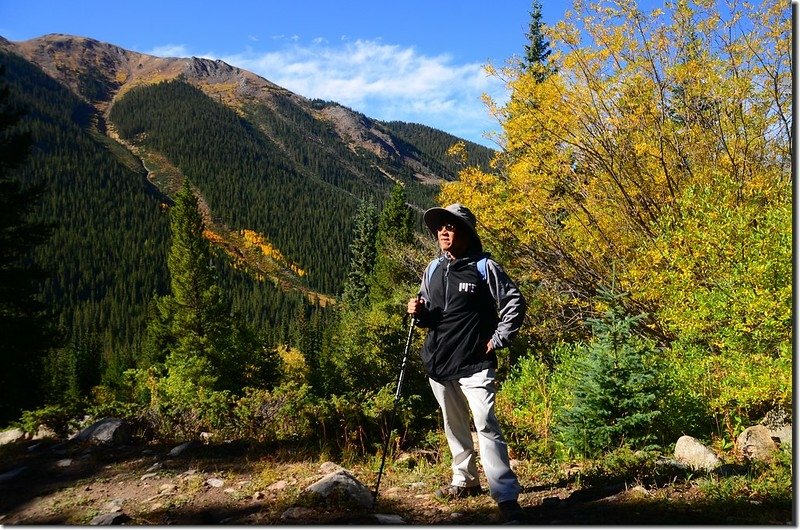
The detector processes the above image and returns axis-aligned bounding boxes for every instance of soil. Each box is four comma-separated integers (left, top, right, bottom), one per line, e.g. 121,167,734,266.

0,437,793,525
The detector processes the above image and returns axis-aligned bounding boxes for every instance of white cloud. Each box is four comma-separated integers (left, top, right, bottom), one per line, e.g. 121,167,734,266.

147,44,190,58
217,39,507,147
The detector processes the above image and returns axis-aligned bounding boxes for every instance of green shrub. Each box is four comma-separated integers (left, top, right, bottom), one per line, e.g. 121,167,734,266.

496,349,558,459
18,402,82,438
662,340,791,443
231,382,316,442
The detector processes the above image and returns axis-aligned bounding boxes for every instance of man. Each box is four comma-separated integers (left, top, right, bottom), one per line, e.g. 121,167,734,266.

407,203,526,524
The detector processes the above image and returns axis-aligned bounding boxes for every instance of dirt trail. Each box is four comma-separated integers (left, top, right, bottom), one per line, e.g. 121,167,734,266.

0,438,792,525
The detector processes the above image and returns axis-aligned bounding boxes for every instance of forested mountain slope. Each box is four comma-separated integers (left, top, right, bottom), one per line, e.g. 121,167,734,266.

0,33,494,356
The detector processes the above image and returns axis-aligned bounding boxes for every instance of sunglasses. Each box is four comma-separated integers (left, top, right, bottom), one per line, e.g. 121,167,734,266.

437,223,457,232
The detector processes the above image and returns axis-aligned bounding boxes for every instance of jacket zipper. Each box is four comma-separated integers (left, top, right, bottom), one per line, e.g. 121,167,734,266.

443,259,451,311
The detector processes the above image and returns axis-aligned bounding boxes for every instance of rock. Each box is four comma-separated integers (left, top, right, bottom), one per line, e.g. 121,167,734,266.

102,499,125,513
145,462,162,473
374,513,406,524
0,466,27,484
140,473,158,481
303,469,374,509
769,425,792,447
206,477,225,488
760,406,792,447
89,512,131,525
252,490,265,500
674,435,721,472
168,441,195,457
32,425,58,440
760,406,791,430
737,425,777,462
319,461,345,474
56,459,72,468
72,418,130,446
267,479,289,491
0,428,25,446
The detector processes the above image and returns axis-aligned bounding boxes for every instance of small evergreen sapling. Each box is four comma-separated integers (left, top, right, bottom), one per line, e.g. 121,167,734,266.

556,288,663,458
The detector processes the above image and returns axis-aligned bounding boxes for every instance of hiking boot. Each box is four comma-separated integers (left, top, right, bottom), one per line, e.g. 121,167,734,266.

434,484,482,500
498,500,525,524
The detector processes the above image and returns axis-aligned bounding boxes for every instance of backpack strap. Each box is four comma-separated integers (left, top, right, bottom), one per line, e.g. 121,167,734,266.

476,256,488,282
425,256,488,283
425,257,441,284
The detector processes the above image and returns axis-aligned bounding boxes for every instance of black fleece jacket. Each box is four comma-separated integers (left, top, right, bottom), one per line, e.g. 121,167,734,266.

415,251,526,382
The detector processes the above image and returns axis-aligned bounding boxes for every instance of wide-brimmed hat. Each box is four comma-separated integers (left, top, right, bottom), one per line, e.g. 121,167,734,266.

423,203,482,252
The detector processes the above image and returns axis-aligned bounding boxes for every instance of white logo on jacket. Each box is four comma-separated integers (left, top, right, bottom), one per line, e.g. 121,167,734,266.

458,282,476,293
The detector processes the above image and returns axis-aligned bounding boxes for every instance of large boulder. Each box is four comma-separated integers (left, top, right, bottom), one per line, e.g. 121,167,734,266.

72,418,131,446
737,425,778,463
674,435,721,472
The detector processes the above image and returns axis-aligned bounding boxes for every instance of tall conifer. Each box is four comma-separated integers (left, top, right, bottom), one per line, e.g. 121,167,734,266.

341,200,378,307
522,0,556,82
369,185,415,302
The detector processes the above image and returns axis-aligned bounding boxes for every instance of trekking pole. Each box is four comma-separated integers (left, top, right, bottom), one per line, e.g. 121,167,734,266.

372,311,417,510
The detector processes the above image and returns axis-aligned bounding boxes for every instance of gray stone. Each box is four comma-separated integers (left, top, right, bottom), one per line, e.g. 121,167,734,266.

206,477,225,488
56,458,72,468
89,512,130,525
73,418,130,446
768,424,792,447
674,435,721,472
168,441,195,457
737,425,777,462
0,466,27,484
374,513,406,524
102,499,125,513
319,461,345,474
304,469,374,509
760,406,791,430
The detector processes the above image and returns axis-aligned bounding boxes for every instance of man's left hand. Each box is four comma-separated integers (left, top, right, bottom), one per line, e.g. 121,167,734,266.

485,340,495,354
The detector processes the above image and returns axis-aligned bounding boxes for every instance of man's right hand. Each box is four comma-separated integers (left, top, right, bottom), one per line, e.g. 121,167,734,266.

407,297,424,316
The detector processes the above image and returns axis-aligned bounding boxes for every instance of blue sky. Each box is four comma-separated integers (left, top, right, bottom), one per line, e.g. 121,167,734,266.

0,1,578,148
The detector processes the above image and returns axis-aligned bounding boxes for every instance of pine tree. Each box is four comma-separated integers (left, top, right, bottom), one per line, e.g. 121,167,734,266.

369,185,415,302
0,65,60,424
522,0,556,82
144,179,275,397
341,200,378,307
556,289,663,457
167,179,228,362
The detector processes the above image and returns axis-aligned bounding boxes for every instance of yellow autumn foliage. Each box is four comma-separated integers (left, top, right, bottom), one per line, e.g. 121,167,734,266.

443,0,791,419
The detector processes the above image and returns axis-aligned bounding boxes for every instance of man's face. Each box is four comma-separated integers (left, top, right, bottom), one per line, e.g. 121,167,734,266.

437,221,468,257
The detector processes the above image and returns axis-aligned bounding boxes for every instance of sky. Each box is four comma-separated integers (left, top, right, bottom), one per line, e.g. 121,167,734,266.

0,0,576,148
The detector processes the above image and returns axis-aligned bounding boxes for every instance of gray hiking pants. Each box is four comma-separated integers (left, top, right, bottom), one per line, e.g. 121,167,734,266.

429,368,521,503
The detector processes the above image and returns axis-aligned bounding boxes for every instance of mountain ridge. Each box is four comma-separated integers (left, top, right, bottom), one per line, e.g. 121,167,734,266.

3,33,487,186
